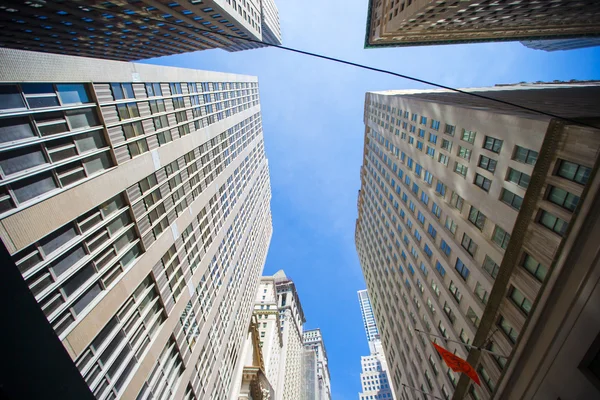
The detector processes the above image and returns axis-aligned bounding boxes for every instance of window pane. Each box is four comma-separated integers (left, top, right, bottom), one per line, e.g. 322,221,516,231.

22,83,54,95
0,145,47,176
0,85,26,111
40,224,77,256
0,117,35,143
57,84,89,105
111,83,124,100
72,283,102,315
123,84,135,99
75,131,106,153
51,244,86,277
12,172,57,203
63,263,95,296
83,152,112,175
66,109,99,130
27,96,60,109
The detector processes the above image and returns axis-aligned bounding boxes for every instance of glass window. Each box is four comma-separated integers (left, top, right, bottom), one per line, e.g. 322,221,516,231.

507,168,530,189
461,129,476,144
455,258,470,280
0,85,26,111
499,316,519,343
450,191,464,211
483,256,500,279
556,159,591,185
475,281,489,304
539,210,568,236
461,233,477,257
492,226,510,249
457,146,471,161
513,145,538,165
444,124,455,136
509,286,532,315
474,173,491,192
547,186,579,212
500,189,523,210
522,254,547,282
66,109,99,130
57,84,89,105
478,155,496,173
454,162,468,178
468,207,486,230
75,131,106,153
483,136,503,153
0,145,47,176
12,172,57,203
83,152,112,176
0,117,35,143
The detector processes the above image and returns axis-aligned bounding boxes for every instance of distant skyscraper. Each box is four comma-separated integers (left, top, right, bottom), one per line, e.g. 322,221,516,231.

358,288,380,349
0,0,282,61
302,328,332,400
0,48,273,400
273,270,306,400
521,37,600,51
364,0,600,48
357,290,396,400
356,82,600,399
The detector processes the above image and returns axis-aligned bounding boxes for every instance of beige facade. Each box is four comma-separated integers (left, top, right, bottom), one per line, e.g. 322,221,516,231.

273,269,307,400
0,0,281,61
355,82,600,400
0,49,272,400
302,329,332,400
364,0,600,48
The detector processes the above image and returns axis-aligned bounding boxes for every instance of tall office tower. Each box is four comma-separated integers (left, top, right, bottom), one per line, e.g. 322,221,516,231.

231,275,284,398
273,269,306,400
364,0,600,48
358,288,381,351
521,37,600,52
357,290,396,400
0,0,282,61
302,329,332,400
355,82,600,400
359,342,396,400
0,48,273,400
260,0,283,46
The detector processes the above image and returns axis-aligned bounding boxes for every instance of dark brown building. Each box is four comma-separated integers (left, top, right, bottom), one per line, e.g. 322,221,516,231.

365,0,600,48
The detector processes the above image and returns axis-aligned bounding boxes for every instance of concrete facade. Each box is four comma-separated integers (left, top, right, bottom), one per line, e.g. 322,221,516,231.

355,82,600,400
273,269,306,400
364,0,600,48
358,290,396,400
302,328,332,400
0,0,282,61
0,48,273,400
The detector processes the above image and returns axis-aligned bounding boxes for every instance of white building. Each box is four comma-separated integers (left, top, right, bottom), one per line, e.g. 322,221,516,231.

274,270,306,400
260,0,283,45
358,290,397,400
303,328,332,400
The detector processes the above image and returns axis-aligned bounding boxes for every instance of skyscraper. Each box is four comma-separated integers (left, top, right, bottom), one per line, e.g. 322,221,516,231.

521,37,600,52
358,288,380,349
273,269,306,400
357,290,396,400
0,48,273,400
302,328,332,400
0,0,282,61
364,0,600,48
355,82,600,399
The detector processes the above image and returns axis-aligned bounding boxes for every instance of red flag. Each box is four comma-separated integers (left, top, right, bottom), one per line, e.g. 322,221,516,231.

432,342,481,385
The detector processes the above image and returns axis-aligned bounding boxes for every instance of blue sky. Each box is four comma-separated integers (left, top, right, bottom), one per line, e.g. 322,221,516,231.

144,1,600,398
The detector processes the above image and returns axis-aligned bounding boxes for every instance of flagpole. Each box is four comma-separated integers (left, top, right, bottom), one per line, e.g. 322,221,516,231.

414,328,508,358
401,383,445,399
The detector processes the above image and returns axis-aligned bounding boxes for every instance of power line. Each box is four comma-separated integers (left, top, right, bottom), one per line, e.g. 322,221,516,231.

78,2,600,130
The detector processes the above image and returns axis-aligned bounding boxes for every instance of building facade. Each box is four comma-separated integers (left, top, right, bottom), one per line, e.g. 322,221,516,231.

358,288,381,350
273,270,306,400
521,37,600,52
364,0,600,48
302,328,332,400
355,82,600,400
357,290,396,400
0,0,282,61
0,48,273,400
